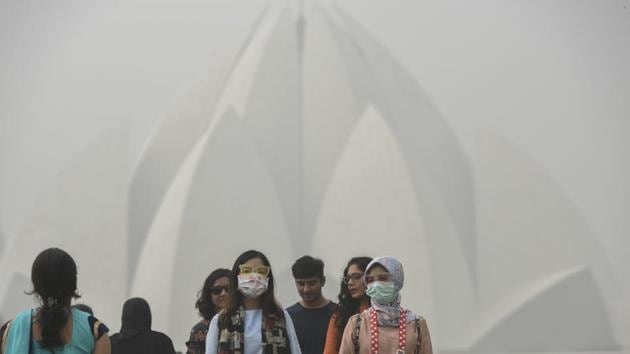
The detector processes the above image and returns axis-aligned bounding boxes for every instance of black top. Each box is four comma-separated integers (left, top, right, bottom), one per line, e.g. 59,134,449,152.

111,331,175,354
110,297,175,354
286,301,337,354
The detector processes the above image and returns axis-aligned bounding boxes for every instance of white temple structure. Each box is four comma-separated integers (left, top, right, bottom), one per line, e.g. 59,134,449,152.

1,1,629,352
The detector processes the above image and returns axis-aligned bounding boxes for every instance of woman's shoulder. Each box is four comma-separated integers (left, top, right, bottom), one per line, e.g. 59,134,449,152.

346,312,363,326
0,309,34,337
149,331,176,351
347,309,372,330
191,319,210,332
404,310,426,324
70,308,109,340
151,330,174,342
14,309,34,322
356,308,371,319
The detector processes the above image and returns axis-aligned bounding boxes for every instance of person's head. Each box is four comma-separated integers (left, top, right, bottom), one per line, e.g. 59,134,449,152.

196,268,231,320
30,248,81,349
224,250,283,320
342,257,371,301
291,255,326,304
120,297,152,336
364,256,404,306
72,303,94,315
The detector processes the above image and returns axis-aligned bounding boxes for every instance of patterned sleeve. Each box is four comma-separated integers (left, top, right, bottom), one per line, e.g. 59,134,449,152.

88,316,109,340
186,325,206,354
1,321,11,354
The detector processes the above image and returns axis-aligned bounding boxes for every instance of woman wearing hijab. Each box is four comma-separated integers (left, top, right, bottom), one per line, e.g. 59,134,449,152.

338,257,432,354
0,248,110,354
204,250,301,354
110,298,175,354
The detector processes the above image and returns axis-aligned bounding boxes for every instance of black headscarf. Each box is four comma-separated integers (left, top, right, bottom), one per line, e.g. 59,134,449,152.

111,298,175,354
119,297,152,339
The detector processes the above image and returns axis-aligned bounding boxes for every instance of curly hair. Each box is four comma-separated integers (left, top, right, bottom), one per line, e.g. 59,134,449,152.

195,268,231,320
334,256,372,346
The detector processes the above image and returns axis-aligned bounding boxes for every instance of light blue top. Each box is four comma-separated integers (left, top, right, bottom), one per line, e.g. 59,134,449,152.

205,309,301,354
4,308,94,354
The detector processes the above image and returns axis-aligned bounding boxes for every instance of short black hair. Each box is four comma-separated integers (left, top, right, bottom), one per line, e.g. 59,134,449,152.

291,255,325,279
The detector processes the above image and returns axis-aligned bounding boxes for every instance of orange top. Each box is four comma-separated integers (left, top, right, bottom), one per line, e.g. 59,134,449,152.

323,301,370,354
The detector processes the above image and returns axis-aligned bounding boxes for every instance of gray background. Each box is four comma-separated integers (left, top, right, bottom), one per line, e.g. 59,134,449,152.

1,0,629,353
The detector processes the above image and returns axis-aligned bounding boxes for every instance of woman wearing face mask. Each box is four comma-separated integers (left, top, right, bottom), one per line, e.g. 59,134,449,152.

338,257,432,354
323,257,372,354
204,250,301,354
187,268,232,354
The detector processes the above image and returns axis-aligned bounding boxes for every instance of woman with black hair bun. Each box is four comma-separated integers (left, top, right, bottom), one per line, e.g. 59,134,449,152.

186,268,231,354
322,257,372,354
204,250,301,354
0,247,110,354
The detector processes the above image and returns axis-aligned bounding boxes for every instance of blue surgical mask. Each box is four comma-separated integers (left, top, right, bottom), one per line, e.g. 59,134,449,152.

366,281,397,304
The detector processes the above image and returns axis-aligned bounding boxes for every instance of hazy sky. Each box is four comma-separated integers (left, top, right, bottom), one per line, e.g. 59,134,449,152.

1,0,629,350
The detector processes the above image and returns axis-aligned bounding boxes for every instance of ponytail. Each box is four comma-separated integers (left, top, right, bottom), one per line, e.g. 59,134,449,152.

29,248,81,349
38,297,72,348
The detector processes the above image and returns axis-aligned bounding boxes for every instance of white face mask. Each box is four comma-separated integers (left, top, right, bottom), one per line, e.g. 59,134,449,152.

237,274,269,298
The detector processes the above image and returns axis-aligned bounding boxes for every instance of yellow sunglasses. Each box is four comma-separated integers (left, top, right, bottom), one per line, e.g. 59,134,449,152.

239,264,270,277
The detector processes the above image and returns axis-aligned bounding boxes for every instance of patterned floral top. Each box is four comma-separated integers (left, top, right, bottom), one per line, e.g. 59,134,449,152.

186,319,210,354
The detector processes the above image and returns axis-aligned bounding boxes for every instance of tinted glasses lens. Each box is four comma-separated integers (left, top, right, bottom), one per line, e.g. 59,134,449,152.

255,266,270,276
239,265,253,274
239,265,270,277
210,286,228,295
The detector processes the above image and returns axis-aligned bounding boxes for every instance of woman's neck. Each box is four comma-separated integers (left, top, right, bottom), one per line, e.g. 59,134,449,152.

359,296,370,310
243,297,261,310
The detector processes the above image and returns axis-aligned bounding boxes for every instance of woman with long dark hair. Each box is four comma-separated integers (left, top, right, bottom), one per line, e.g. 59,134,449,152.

204,250,301,354
338,256,432,354
322,257,372,354
0,248,110,354
186,268,231,354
